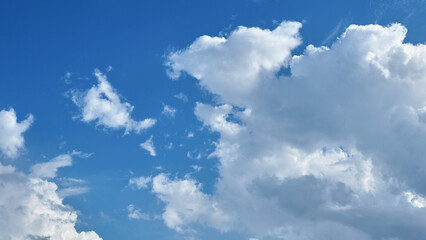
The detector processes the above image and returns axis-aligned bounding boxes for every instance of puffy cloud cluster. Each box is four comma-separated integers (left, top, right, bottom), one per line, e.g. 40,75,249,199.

0,109,101,239
159,21,426,239
151,174,231,233
70,69,156,134
0,108,33,158
0,161,101,240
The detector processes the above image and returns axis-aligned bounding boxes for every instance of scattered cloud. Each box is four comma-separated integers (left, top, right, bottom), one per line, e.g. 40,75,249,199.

186,152,201,160
129,176,152,189
62,72,73,84
127,204,150,220
162,104,177,118
191,165,202,172
0,108,33,159
173,92,188,102
165,142,173,150
69,69,156,134
140,136,156,156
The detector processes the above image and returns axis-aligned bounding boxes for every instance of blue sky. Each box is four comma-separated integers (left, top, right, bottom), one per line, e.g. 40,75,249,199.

1,1,426,240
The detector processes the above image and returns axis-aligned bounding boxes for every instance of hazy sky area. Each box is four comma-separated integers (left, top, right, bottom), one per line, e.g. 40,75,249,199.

1,0,426,239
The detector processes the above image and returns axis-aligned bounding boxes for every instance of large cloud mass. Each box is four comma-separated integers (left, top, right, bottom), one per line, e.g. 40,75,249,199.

159,21,426,239
0,161,102,240
0,109,101,239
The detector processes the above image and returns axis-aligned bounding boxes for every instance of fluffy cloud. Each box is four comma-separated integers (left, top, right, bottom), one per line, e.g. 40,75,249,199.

0,161,101,240
166,21,301,105
161,21,426,239
0,112,100,239
151,174,231,232
0,108,33,158
70,69,156,134
140,136,156,156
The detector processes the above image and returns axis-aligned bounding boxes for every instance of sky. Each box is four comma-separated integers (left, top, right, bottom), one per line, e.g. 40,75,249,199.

1,0,426,239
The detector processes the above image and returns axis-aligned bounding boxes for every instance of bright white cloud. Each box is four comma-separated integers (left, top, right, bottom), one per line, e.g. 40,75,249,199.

0,162,101,240
129,176,152,189
127,204,150,220
166,21,302,105
140,136,156,156
70,69,156,134
0,108,33,158
163,21,426,239
151,174,231,232
162,104,177,118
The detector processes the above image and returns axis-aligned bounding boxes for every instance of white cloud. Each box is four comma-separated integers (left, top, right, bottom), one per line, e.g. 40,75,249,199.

162,21,426,239
70,69,156,134
0,162,101,240
173,92,188,102
127,204,150,220
129,176,152,189
405,191,426,208
151,174,231,232
140,136,156,156
29,154,92,199
0,108,33,158
166,21,302,105
162,104,177,118
30,154,73,179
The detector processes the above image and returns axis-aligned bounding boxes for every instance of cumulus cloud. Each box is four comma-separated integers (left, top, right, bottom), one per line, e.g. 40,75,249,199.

140,136,156,156
166,21,302,105
0,108,33,158
0,161,101,240
151,174,231,232
70,69,156,134
161,21,426,239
